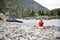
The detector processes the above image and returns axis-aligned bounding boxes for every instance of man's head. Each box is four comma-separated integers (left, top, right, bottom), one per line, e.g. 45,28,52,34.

40,19,43,22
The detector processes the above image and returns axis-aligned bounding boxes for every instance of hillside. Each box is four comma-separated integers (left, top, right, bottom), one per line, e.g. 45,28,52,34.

0,0,49,18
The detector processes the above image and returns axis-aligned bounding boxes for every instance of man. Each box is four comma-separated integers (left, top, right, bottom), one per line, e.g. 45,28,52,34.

39,20,50,29
39,20,44,27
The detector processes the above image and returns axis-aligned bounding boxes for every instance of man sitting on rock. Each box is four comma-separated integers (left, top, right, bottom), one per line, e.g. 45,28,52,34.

39,20,50,29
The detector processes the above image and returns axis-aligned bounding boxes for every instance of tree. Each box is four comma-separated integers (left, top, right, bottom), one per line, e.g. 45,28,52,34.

38,10,41,15
30,10,35,16
57,11,60,16
38,10,45,16
41,11,45,16
48,8,60,16
50,11,54,16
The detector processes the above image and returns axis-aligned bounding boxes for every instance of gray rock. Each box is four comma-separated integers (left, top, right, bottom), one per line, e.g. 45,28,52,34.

0,21,57,40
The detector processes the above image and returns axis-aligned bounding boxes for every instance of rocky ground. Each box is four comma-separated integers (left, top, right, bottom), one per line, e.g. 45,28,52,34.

0,20,57,40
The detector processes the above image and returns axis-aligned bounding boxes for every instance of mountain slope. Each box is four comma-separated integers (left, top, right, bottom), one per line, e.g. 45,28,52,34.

7,0,48,11
0,0,49,18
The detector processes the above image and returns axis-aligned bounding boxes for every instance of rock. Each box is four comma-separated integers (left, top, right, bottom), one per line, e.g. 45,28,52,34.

0,21,57,40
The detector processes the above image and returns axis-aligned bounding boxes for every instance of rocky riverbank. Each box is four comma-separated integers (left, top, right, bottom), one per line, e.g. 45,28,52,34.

0,20,57,40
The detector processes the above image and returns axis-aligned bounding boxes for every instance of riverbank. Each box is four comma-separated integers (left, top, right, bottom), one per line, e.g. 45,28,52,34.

21,16,60,20
0,20,57,40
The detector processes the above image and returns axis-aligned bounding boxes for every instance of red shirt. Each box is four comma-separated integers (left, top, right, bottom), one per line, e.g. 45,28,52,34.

39,21,44,27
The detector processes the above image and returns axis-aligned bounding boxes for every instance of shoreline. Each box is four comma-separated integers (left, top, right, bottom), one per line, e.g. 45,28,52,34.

0,21,58,40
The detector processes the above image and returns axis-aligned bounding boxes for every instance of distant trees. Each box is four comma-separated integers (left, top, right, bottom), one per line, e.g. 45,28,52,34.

38,10,45,16
48,11,55,16
57,9,60,16
38,10,41,15
0,0,7,14
50,11,54,16
37,8,60,16
39,8,60,16
30,10,35,16
48,8,60,16
57,11,60,16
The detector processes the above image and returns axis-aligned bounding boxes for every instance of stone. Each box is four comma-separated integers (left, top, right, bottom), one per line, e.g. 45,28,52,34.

0,21,57,40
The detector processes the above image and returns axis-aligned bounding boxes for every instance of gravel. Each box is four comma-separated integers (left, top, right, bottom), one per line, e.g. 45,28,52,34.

0,20,57,40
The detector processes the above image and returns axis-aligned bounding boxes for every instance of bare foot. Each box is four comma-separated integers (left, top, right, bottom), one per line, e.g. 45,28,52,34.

47,26,51,29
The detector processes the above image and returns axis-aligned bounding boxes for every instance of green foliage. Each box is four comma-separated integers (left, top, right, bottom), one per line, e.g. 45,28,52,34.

50,11,53,16
0,0,7,14
38,10,41,15
48,8,60,16
48,11,55,16
57,10,60,16
30,11,35,16
41,11,45,16
38,10,45,16
0,9,5,14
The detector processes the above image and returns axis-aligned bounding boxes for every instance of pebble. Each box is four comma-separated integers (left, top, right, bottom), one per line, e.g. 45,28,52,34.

0,21,57,40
